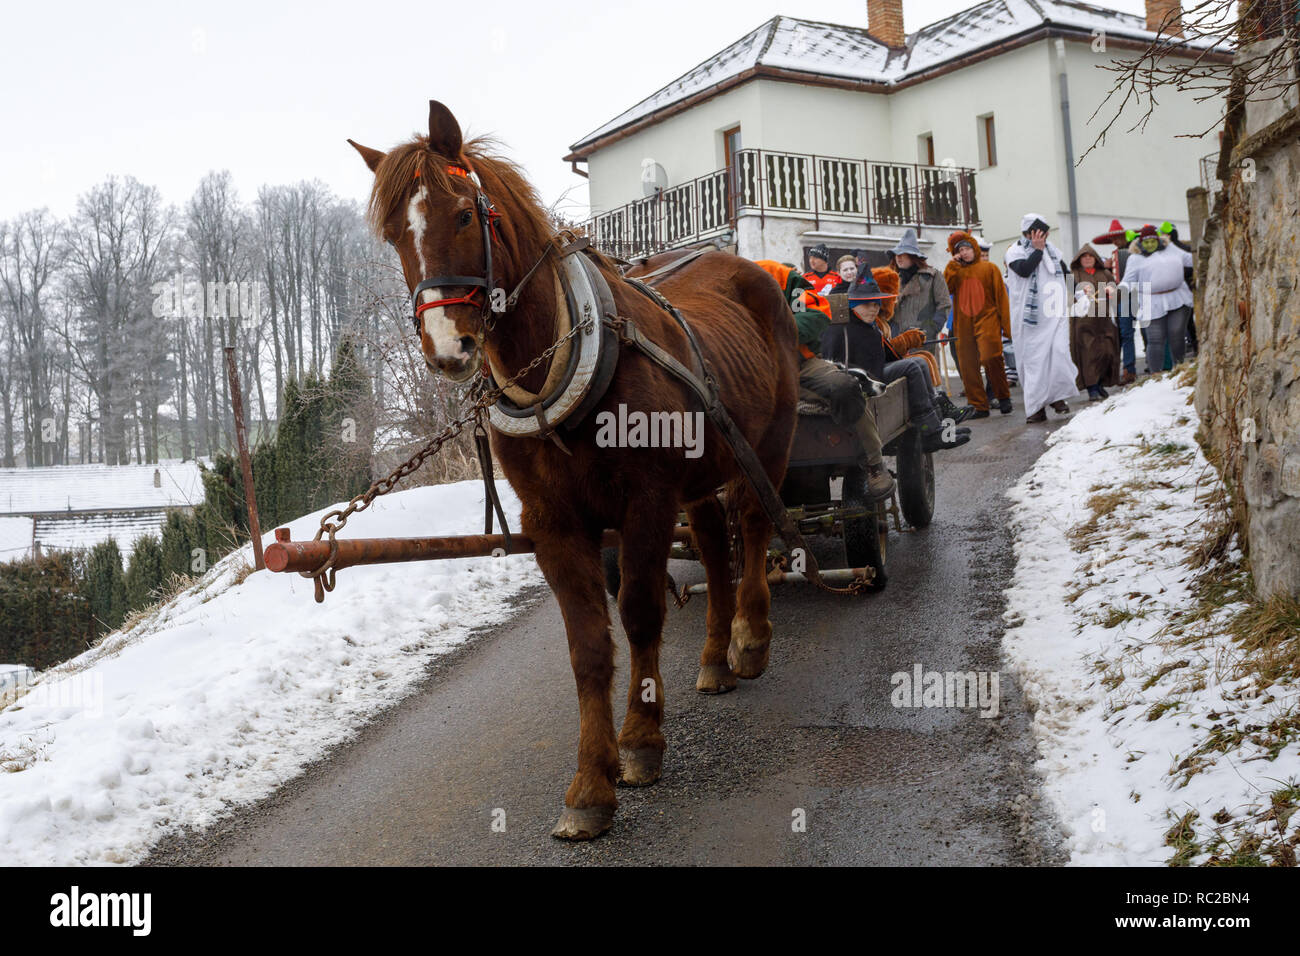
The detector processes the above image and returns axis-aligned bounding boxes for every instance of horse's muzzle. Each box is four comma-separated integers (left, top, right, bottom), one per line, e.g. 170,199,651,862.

427,340,482,383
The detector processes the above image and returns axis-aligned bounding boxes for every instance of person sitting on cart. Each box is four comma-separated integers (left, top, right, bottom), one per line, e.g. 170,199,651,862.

755,259,895,500
822,271,971,454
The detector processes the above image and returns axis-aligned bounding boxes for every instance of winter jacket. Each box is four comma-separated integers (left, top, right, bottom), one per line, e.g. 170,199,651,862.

803,269,840,295
821,314,888,379
889,261,951,337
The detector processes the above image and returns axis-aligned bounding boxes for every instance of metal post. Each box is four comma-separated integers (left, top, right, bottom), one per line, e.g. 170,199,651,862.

224,346,264,571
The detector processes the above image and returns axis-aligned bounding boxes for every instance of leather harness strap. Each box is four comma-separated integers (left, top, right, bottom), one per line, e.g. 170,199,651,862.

474,422,511,547
626,247,709,286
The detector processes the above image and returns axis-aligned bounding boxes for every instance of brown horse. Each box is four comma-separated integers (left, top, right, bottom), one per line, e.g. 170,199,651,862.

349,101,798,839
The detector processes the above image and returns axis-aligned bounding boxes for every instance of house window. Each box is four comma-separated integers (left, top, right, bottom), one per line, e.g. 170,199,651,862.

723,126,742,221
723,126,742,169
977,114,997,169
918,133,935,166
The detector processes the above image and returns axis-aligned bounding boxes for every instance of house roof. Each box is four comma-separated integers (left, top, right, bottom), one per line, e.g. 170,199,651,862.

0,460,205,516
566,0,1229,159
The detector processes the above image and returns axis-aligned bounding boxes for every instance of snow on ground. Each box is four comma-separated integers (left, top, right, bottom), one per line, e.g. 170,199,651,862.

1004,373,1300,866
0,480,544,866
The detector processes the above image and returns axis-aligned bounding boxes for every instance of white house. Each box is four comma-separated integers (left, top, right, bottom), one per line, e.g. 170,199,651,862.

566,0,1229,269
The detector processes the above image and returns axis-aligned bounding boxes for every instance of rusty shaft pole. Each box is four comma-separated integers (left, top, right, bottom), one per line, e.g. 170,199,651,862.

224,346,264,571
265,526,693,574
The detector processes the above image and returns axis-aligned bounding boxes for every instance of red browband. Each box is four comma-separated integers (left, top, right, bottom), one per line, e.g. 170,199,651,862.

415,288,485,314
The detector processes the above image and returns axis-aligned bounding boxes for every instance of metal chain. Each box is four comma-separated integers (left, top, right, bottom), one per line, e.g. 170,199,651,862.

300,313,593,601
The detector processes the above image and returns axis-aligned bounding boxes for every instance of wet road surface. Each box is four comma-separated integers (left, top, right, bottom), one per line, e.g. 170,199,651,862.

147,398,1071,866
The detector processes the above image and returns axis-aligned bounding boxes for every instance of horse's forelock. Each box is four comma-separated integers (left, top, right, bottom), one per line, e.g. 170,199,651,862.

367,135,559,282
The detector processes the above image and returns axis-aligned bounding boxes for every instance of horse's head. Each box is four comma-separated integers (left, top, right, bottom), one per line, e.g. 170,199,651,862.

350,101,501,383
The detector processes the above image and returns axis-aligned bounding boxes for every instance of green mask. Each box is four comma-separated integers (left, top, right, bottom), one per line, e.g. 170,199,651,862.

1141,236,1159,254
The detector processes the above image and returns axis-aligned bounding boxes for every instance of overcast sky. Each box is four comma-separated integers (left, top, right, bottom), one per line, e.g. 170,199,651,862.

0,0,1149,223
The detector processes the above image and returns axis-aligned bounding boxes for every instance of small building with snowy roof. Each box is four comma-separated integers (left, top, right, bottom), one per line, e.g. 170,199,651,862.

0,460,205,562
566,0,1229,267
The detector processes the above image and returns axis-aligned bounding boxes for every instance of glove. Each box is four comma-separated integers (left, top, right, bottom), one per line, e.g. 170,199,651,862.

898,328,926,351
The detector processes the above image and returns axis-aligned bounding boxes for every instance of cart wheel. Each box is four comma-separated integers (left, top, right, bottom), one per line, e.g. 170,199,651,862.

843,467,888,590
894,428,935,529
601,546,621,598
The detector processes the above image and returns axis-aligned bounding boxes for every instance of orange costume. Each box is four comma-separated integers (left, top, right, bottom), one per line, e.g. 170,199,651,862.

943,231,1011,411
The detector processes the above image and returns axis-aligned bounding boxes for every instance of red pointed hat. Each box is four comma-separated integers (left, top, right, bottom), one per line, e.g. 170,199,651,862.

1092,219,1129,246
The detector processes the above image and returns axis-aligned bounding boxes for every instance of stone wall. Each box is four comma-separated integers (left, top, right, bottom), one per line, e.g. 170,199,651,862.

1194,86,1300,598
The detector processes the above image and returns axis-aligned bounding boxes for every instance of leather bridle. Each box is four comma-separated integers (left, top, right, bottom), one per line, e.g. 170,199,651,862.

410,162,502,331
408,160,561,343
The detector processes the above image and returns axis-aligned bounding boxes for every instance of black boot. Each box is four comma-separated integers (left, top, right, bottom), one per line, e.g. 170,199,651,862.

934,391,976,424
922,429,972,452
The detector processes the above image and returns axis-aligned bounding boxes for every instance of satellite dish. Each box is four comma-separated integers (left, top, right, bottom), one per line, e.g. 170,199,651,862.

640,160,668,198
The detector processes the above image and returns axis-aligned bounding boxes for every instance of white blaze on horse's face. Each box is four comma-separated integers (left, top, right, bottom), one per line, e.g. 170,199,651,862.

408,185,480,382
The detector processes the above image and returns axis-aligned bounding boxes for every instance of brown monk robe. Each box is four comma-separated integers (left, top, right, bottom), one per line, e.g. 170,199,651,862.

1068,243,1122,393
943,231,1011,412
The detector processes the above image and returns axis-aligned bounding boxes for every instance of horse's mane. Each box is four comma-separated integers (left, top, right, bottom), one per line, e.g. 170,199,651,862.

366,135,557,266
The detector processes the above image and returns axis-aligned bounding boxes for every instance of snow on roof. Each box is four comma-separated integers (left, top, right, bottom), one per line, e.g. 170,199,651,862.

33,510,172,554
569,0,1228,154
573,20,774,151
0,460,205,516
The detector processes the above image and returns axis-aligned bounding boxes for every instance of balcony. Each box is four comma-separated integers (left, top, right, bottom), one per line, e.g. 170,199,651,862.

584,148,980,260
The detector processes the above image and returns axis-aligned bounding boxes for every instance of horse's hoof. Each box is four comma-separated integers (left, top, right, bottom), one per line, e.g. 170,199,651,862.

727,617,771,679
618,747,663,787
550,805,616,840
696,663,739,694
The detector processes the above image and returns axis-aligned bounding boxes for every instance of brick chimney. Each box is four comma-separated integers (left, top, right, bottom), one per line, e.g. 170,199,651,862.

867,0,906,49
1145,0,1184,37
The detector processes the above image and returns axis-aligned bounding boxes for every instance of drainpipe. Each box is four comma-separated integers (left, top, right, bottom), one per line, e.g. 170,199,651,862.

1055,37,1080,254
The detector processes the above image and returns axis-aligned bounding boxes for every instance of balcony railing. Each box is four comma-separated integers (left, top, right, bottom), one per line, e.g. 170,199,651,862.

1199,150,1223,194
584,148,980,260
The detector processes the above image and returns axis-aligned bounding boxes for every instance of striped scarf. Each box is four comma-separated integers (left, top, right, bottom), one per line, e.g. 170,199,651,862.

1019,237,1063,326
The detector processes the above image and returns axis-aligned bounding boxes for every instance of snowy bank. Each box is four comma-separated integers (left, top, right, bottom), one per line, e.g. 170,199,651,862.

1004,373,1300,866
0,481,543,865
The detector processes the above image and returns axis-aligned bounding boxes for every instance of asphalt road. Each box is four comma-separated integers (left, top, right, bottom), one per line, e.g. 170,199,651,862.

146,394,1072,866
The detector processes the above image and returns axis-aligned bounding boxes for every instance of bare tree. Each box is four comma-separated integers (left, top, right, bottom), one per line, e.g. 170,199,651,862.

0,211,66,465
1085,0,1298,158
65,176,170,466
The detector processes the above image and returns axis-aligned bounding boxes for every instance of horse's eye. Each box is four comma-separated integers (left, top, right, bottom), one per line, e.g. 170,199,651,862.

457,208,474,228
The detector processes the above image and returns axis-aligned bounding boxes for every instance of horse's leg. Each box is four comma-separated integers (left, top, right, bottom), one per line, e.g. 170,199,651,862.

532,526,619,840
728,486,775,679
685,495,739,694
613,499,676,786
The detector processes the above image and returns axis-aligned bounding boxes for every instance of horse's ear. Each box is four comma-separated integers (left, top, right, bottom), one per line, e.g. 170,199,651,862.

347,139,386,173
427,101,463,159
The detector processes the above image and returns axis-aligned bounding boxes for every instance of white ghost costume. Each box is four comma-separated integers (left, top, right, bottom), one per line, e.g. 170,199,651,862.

1004,214,1079,415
